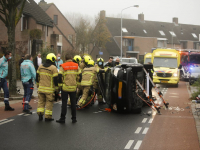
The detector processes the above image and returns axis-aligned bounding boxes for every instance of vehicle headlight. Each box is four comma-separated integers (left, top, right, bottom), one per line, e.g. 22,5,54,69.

173,73,178,77
153,72,156,76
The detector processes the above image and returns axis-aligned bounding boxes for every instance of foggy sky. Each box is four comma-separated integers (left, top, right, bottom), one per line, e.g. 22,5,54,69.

35,0,200,25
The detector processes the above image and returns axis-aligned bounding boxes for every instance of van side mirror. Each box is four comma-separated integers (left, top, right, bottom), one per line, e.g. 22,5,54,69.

178,64,182,69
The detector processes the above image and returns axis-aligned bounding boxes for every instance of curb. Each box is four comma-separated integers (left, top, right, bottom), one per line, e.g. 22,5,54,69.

186,82,200,147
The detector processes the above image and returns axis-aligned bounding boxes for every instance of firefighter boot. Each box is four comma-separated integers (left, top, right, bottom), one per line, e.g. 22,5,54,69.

4,104,15,111
39,113,43,121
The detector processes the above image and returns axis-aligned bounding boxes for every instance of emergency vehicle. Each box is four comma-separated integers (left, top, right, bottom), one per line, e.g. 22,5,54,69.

178,49,200,81
152,49,181,87
144,53,152,64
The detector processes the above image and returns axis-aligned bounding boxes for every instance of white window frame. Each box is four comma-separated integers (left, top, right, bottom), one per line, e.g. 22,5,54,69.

122,28,128,33
143,30,147,34
159,30,165,36
169,31,176,37
192,33,197,38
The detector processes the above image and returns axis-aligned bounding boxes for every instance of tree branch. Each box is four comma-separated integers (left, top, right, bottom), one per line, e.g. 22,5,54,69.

15,0,26,26
0,14,6,25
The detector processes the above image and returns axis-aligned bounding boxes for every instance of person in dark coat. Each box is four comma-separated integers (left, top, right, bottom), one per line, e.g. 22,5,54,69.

19,55,25,67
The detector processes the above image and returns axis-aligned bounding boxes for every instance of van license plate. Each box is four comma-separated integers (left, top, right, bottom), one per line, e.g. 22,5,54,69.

160,81,168,83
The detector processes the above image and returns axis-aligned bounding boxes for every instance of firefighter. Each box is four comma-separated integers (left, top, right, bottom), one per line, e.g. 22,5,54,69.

77,60,107,107
36,53,58,121
56,54,81,123
67,55,82,106
0,51,14,111
94,58,105,104
148,62,154,98
20,54,36,114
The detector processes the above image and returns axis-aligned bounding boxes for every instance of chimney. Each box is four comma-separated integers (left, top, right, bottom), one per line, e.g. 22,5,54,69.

138,13,144,22
100,10,106,19
173,17,178,25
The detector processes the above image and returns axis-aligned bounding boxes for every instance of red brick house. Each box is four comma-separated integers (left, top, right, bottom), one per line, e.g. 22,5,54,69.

38,0,76,54
90,11,200,62
0,0,54,56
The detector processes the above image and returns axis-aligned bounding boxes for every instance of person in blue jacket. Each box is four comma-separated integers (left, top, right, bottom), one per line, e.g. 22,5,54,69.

55,53,63,71
0,51,14,111
20,54,36,114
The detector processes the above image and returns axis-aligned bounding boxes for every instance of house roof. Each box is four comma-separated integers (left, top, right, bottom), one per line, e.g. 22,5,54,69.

38,1,76,32
105,17,200,44
19,0,53,27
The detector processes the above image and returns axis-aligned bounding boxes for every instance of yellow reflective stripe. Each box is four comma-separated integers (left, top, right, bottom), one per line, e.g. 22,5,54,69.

97,68,99,72
38,89,54,93
39,72,53,77
39,86,55,90
58,83,63,87
82,72,94,76
59,71,63,74
37,70,40,73
55,87,59,90
77,82,81,85
53,73,58,77
45,110,52,115
63,71,78,75
62,85,77,91
37,108,44,112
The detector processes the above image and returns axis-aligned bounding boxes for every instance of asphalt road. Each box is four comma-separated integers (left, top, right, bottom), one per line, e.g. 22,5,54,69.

0,103,154,150
0,85,169,150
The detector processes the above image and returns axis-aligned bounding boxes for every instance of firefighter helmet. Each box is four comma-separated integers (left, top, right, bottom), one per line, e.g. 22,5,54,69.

46,53,56,62
88,60,94,66
97,58,104,62
73,55,82,63
84,56,91,63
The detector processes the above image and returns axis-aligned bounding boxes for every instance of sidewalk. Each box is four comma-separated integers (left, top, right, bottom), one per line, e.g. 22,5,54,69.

139,81,200,150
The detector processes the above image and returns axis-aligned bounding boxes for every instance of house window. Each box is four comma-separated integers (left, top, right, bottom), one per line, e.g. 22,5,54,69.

192,33,197,38
169,31,176,37
68,35,73,43
143,30,147,34
194,42,200,49
157,40,167,48
54,15,58,25
21,15,29,31
159,30,165,36
122,28,128,33
180,41,187,49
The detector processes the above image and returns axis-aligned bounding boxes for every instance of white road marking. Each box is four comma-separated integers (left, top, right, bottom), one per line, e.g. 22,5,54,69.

0,119,8,123
142,128,149,134
148,118,153,123
171,93,178,95
18,113,24,116
135,127,142,134
32,112,36,114
134,140,142,150
0,119,14,125
24,114,31,116
124,140,134,149
93,112,99,113
148,111,152,114
142,118,148,123
98,111,102,112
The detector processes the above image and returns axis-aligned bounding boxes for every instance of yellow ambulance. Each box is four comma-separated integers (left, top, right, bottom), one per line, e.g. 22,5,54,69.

144,53,152,64
152,49,181,87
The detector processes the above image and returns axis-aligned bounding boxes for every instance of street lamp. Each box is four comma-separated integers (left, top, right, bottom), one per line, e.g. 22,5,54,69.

121,5,139,59
171,23,179,48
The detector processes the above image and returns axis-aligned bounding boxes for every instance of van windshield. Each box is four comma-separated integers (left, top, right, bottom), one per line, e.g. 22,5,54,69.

153,57,177,68
144,58,151,64
190,67,200,73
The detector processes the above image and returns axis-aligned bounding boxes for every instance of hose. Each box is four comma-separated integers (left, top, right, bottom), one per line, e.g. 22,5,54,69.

76,92,96,110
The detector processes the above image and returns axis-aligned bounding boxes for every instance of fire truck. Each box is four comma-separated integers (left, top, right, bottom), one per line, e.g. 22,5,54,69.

177,49,200,81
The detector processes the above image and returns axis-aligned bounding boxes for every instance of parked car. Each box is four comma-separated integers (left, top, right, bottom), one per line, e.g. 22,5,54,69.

189,65,200,85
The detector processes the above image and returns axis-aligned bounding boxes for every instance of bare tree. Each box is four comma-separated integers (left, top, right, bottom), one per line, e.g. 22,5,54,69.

0,0,26,95
92,13,111,49
75,17,93,54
